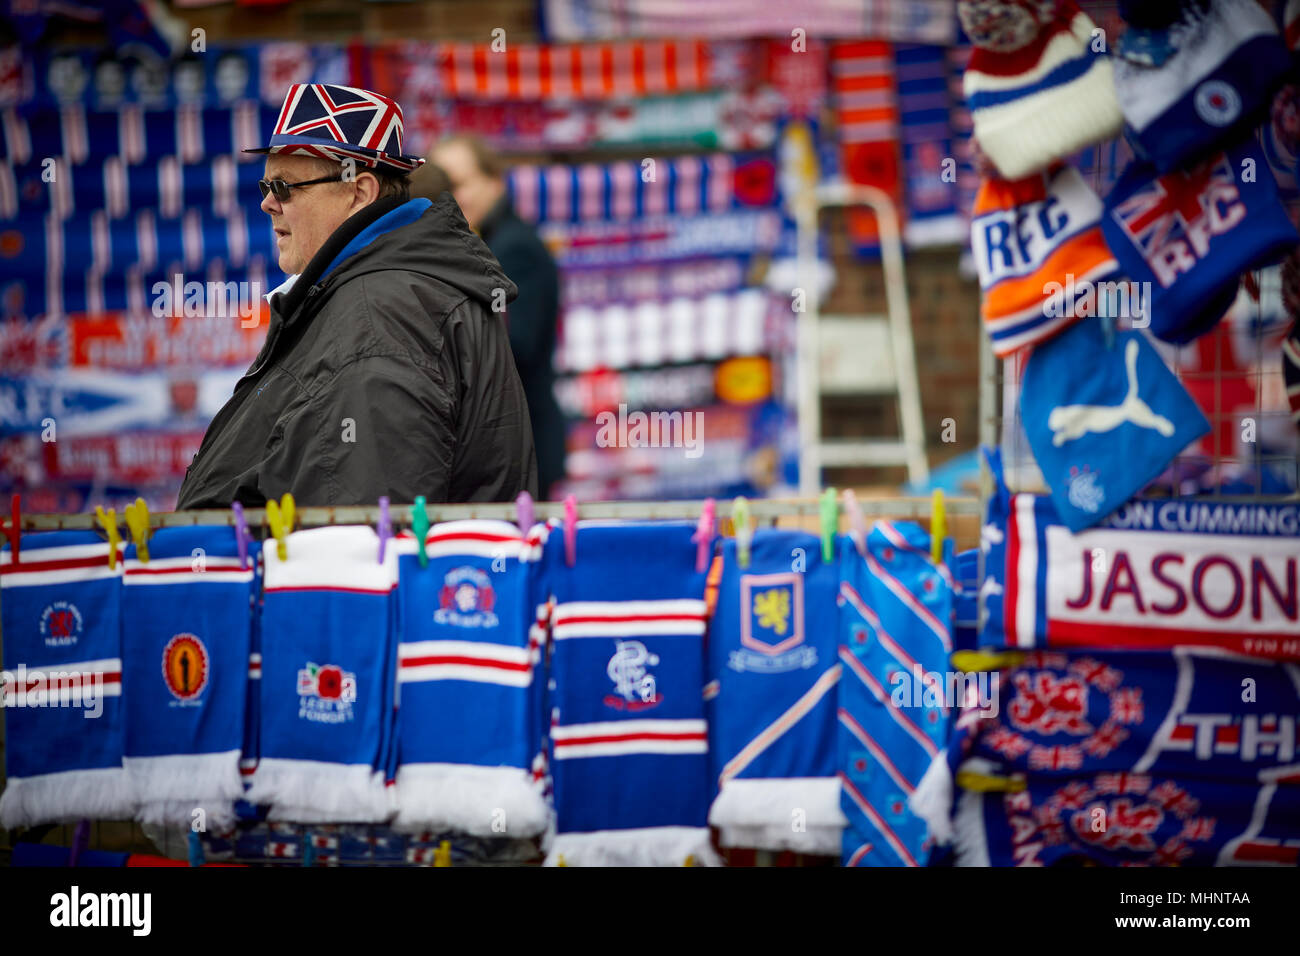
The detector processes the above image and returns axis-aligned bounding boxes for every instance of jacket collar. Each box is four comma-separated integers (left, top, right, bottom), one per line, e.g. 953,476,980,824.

270,195,425,324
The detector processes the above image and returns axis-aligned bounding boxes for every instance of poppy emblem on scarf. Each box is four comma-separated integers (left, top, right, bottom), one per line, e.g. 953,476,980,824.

435,566,498,628
297,661,358,724
39,600,83,648
162,633,209,703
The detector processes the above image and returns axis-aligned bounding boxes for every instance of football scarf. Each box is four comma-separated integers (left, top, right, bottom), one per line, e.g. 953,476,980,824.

895,43,962,248
543,521,719,866
981,471,1300,659
120,527,257,829
0,531,133,827
949,649,1300,785
1102,140,1299,345
392,520,550,838
1020,322,1211,532
507,153,779,225
247,527,398,823
706,530,845,855
838,523,953,866
958,769,1300,866
832,39,902,258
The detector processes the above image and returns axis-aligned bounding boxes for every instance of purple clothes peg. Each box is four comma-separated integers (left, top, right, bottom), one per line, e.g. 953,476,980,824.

693,498,715,573
377,496,392,564
516,491,534,535
563,494,577,567
68,819,90,867
232,501,249,570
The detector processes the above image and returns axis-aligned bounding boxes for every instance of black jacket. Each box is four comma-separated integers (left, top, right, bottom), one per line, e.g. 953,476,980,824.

175,193,537,509
479,197,566,498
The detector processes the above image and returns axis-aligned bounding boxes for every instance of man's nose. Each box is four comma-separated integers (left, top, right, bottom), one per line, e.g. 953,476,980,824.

260,189,281,215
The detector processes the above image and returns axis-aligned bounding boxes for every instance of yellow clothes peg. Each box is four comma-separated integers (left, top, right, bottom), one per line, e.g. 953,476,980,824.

732,496,752,569
930,489,946,566
956,769,1026,794
266,493,295,562
556,854,568,867
433,839,451,867
683,855,696,867
95,506,121,570
124,497,150,564
951,649,1026,673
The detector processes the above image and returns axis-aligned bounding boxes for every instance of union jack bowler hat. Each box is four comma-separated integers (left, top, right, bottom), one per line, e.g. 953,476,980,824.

245,83,426,173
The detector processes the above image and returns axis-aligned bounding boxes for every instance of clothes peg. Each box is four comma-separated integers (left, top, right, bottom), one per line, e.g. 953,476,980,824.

434,839,452,867
2,494,20,562
68,819,90,868
818,487,837,564
281,493,295,540
124,497,150,564
95,506,121,570
187,830,206,868
563,494,577,567
842,489,868,558
930,489,946,566
232,501,250,570
516,490,534,535
377,496,392,565
266,494,294,562
732,496,753,569
693,498,715,574
683,854,696,866
556,854,568,867
412,495,430,568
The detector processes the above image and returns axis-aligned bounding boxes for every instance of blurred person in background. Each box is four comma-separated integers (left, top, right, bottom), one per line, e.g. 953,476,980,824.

432,134,566,500
176,84,537,509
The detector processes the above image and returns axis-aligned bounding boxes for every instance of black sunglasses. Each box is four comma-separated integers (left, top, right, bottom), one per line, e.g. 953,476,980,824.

258,174,345,202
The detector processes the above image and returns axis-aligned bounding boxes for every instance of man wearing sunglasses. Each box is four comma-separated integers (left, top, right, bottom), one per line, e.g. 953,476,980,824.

176,84,537,509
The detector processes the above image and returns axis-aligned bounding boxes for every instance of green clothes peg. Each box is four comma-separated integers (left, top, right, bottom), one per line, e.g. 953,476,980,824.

413,495,430,568
819,487,837,563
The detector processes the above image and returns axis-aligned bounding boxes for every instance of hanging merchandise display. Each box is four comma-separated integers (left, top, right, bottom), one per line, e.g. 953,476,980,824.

1101,140,1300,345
929,648,1300,867
121,525,257,829
838,522,952,866
1019,321,1211,532
979,451,1300,659
0,530,133,828
247,526,400,824
391,520,551,838
971,164,1117,358
706,529,845,856
1111,0,1291,176
542,521,720,866
957,0,1123,181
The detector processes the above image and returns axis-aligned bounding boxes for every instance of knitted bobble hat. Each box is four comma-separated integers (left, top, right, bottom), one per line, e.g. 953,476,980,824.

959,0,1123,180
1112,0,1291,175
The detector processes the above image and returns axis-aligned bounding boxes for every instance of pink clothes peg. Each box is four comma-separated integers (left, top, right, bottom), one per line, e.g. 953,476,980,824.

693,498,716,573
563,494,577,567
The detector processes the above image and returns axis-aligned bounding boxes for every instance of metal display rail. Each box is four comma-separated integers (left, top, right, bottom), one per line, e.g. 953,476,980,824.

17,496,981,533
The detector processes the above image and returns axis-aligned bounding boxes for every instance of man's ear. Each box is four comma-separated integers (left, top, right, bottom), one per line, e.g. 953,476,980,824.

350,171,381,210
